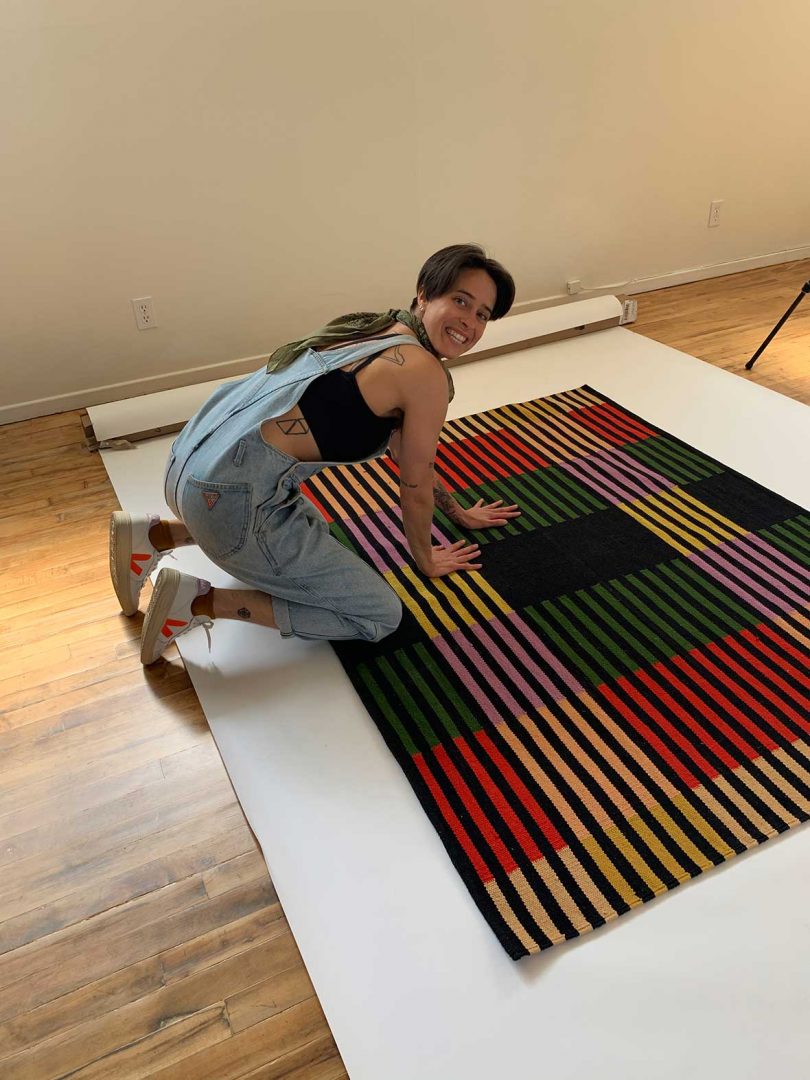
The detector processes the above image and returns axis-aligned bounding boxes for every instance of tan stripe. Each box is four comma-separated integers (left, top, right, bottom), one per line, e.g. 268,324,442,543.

483,879,544,952
773,612,810,648
317,471,368,518
360,462,399,509
521,400,609,456
670,792,736,860
577,691,680,802
547,704,635,819
627,815,690,881
754,756,810,815
556,846,619,922
525,859,592,934
498,724,592,840
649,806,714,873
595,824,667,897
712,775,776,838
560,697,662,809
564,387,603,410
518,710,625,829
365,457,401,500
506,403,592,458
691,785,756,849
734,764,800,828
774,743,810,790
498,407,565,463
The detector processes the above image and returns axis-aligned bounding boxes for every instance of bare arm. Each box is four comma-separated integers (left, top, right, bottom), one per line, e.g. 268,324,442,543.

389,429,465,525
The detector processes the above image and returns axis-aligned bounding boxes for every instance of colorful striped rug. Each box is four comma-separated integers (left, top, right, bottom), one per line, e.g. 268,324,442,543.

302,386,810,960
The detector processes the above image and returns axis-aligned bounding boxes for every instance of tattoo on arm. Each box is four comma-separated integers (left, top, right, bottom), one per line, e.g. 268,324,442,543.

237,607,252,620
383,346,406,367
433,481,464,523
276,414,310,436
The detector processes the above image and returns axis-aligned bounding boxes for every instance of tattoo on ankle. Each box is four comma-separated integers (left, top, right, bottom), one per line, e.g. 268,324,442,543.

237,607,252,620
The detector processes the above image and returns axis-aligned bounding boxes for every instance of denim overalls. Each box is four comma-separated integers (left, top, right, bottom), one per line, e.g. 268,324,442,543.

163,336,421,642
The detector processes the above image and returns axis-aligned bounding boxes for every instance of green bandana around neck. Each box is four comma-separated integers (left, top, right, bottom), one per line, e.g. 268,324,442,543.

265,307,454,400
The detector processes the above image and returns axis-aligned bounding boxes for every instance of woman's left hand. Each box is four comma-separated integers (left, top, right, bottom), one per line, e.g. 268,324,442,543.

456,498,521,530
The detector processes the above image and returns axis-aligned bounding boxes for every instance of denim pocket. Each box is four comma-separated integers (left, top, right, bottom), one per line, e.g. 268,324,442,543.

183,476,252,560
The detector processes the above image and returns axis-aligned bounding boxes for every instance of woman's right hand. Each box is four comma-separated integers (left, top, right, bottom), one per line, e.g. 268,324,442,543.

420,540,482,578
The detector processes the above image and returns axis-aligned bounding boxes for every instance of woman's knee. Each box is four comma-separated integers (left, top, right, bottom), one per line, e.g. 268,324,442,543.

366,589,402,642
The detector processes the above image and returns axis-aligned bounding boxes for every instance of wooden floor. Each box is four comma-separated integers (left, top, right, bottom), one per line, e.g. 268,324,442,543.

0,258,807,1079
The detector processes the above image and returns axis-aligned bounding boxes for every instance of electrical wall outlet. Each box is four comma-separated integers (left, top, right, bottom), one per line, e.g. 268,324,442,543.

566,279,583,295
131,296,157,330
708,200,723,228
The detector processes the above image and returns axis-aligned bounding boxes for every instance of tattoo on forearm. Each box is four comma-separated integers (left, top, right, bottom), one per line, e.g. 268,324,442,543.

401,480,419,489
237,607,252,619
276,415,310,436
433,484,464,522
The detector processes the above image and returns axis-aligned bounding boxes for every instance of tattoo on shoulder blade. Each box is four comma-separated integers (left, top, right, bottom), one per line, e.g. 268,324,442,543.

384,346,406,367
276,415,310,436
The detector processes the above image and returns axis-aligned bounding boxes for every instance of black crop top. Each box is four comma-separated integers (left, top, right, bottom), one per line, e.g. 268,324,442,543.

297,352,398,461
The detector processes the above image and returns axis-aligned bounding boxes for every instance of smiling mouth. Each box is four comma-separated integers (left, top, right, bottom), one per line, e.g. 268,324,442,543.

445,328,467,346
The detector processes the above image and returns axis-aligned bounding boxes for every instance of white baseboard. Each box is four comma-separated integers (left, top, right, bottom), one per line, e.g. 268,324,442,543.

510,243,810,315
3,243,809,427
0,353,268,427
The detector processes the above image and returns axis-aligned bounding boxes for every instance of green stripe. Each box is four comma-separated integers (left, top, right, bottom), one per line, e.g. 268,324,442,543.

413,643,482,734
543,597,621,680
376,657,440,748
593,581,683,659
357,664,418,756
397,650,463,740
524,606,603,686
479,480,546,530
329,522,360,557
617,574,697,651
562,593,641,671
622,441,699,484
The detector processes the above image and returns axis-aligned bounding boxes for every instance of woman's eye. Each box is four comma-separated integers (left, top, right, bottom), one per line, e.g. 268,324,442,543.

454,296,466,306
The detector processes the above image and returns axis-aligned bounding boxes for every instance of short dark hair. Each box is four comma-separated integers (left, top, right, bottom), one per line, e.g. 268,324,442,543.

413,243,515,320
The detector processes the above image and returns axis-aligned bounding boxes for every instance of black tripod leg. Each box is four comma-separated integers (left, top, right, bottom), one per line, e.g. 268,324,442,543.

746,281,810,370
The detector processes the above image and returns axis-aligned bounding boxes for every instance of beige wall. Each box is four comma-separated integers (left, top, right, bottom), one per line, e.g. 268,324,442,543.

3,0,809,420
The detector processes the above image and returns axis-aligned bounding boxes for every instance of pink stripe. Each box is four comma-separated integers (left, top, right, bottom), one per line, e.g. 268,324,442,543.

344,518,397,575
731,534,810,593
699,546,805,610
505,612,585,695
468,623,546,710
688,553,791,621
433,637,505,725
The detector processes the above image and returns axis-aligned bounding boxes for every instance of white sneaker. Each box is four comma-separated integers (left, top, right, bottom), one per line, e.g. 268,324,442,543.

109,511,164,616
140,568,213,665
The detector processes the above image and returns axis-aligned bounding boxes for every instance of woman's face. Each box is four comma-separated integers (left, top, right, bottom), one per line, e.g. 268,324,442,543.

418,268,498,359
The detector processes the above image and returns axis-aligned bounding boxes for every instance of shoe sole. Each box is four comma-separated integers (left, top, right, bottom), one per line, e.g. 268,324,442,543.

140,567,182,665
110,511,138,616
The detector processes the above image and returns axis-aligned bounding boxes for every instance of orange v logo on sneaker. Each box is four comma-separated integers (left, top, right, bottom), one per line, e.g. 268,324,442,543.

202,491,220,510
130,552,151,575
161,618,188,639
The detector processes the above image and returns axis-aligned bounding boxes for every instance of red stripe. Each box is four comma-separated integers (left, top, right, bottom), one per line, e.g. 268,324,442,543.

437,442,491,484
571,411,627,445
474,730,565,851
670,655,776,754
598,681,704,786
754,623,810,678
494,426,551,468
644,664,748,767
736,630,810,698
413,754,494,883
706,639,810,729
432,744,518,874
300,482,333,523
464,431,527,476
730,630,810,708
456,437,511,479
453,737,544,862
686,648,797,745
598,401,657,438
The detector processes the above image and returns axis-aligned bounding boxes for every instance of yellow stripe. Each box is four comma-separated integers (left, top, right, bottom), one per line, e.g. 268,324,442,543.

466,572,513,615
649,806,714,872
670,793,736,860
619,501,694,556
401,566,458,633
627,496,708,549
628,814,690,880
676,487,748,536
432,577,477,627
450,573,495,621
586,827,663,900
653,491,736,543
385,570,438,637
